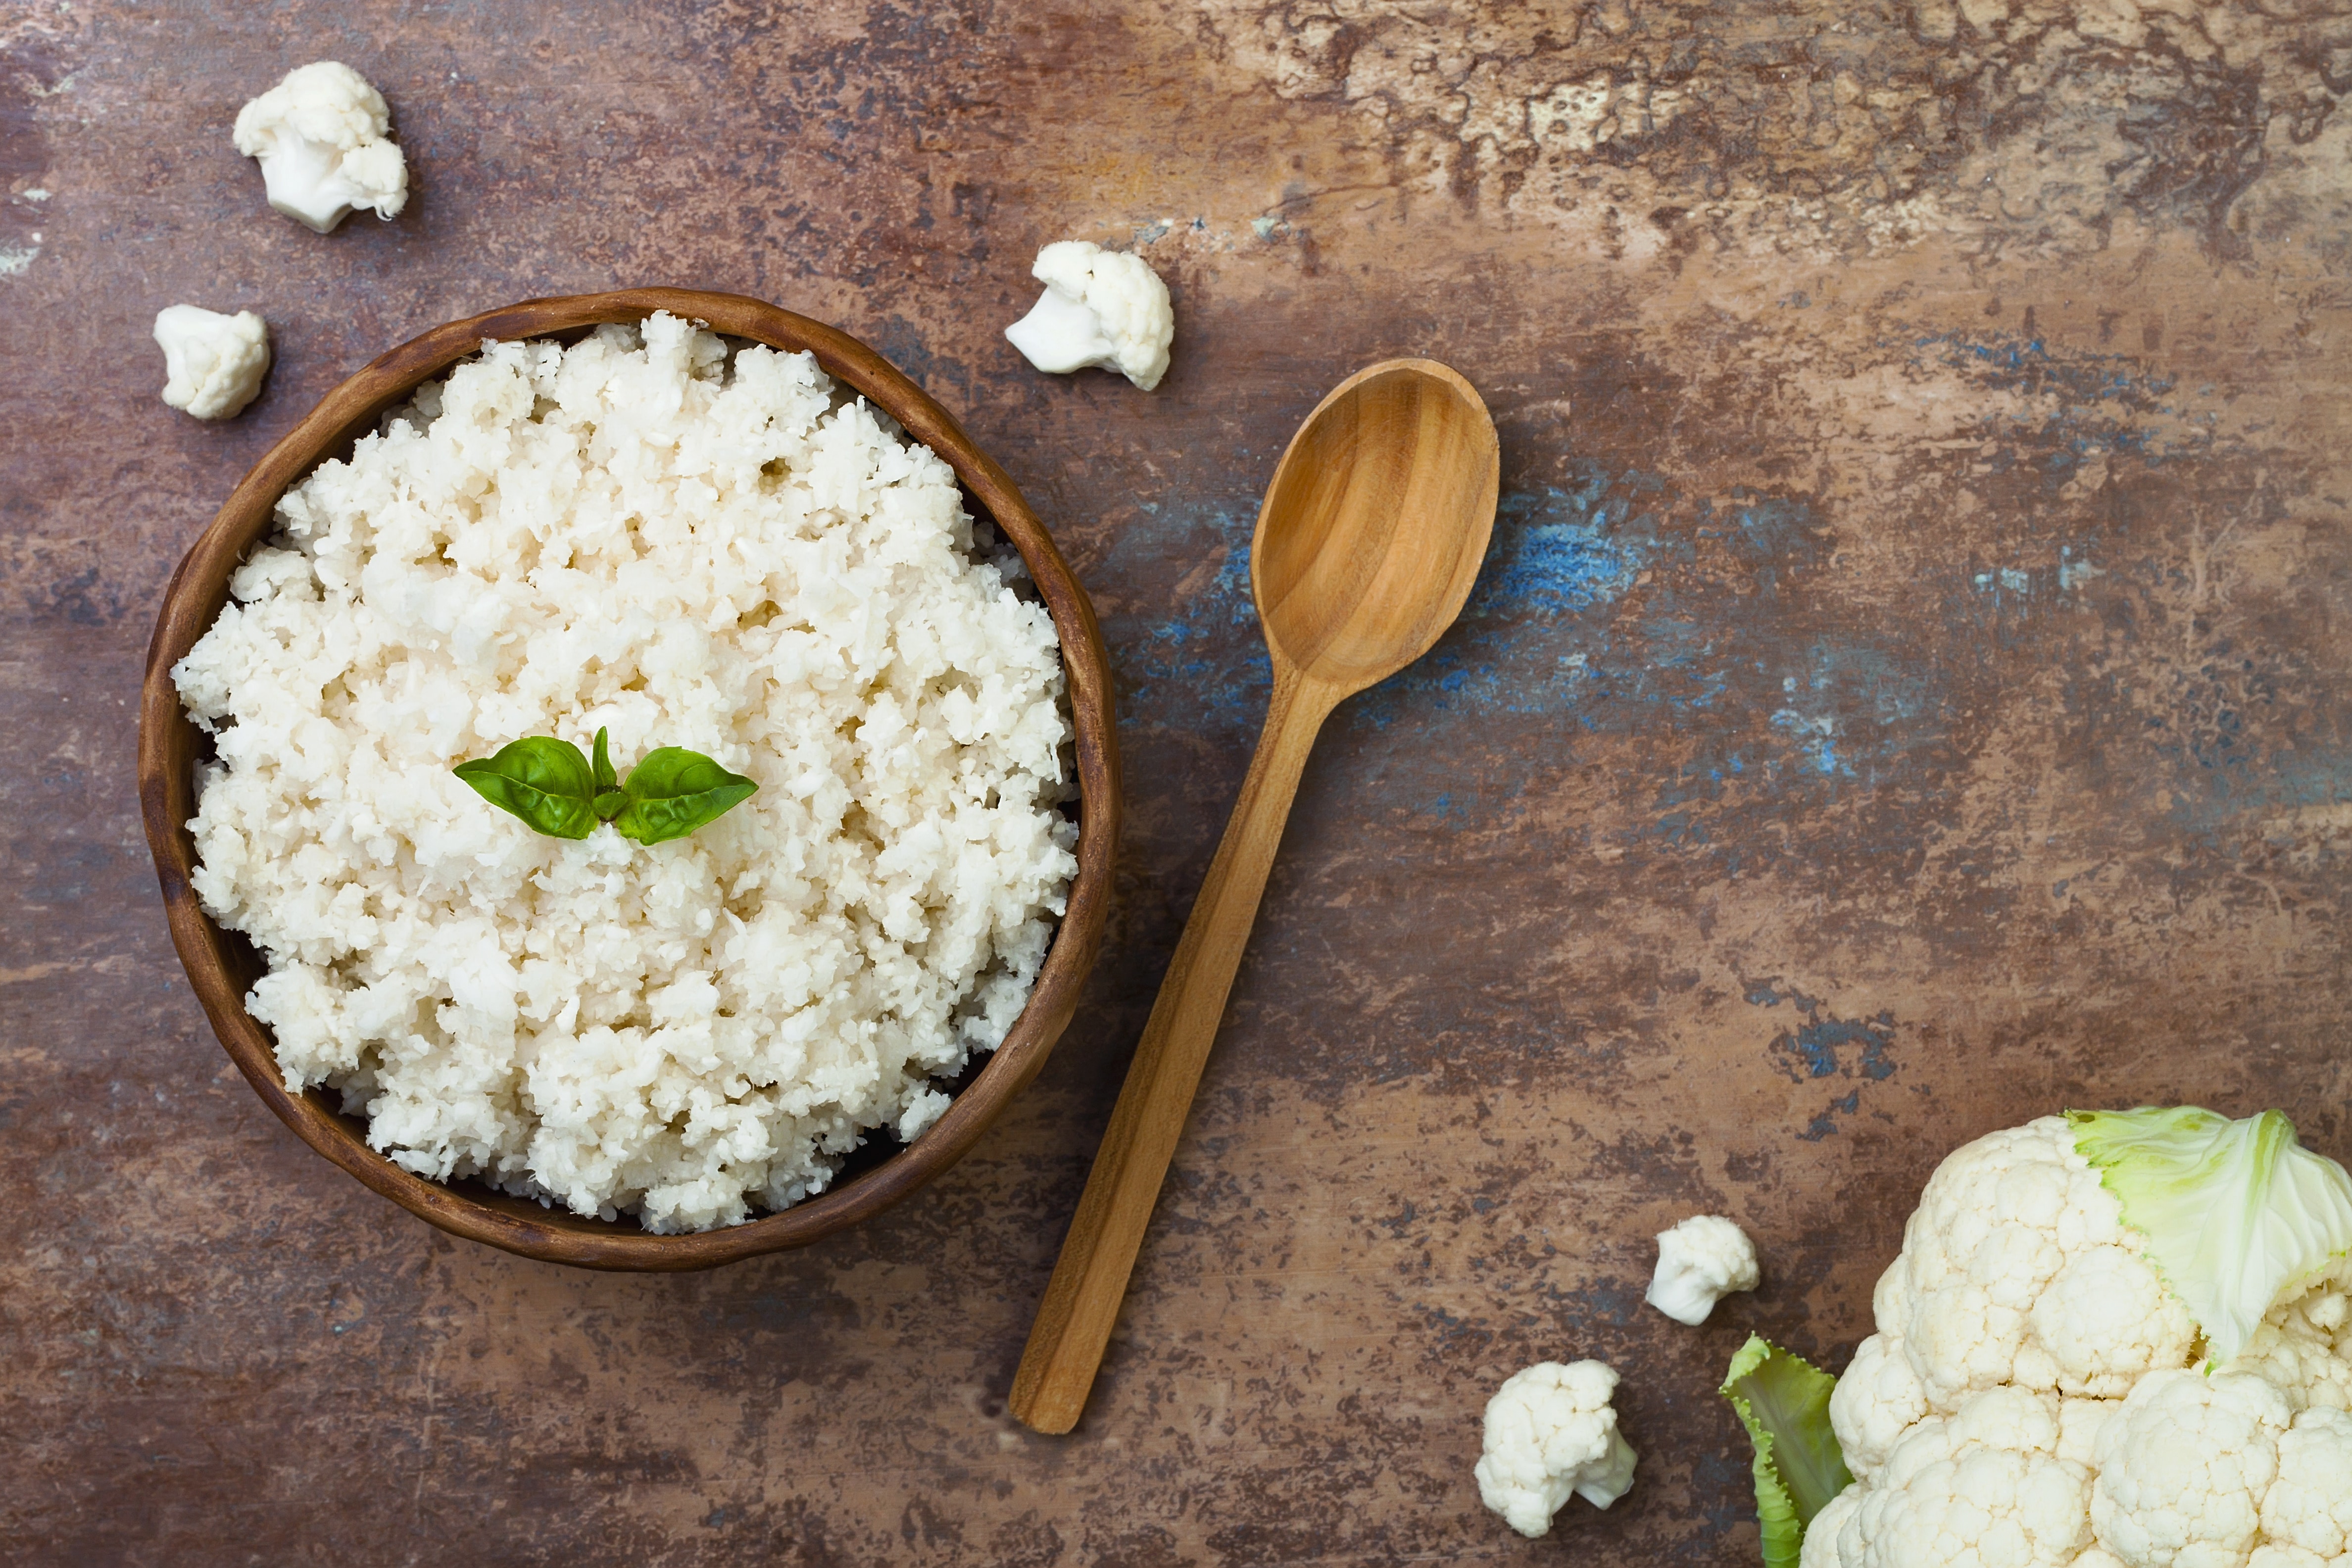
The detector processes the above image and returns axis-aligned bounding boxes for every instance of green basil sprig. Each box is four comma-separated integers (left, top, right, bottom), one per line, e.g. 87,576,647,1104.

454,728,757,845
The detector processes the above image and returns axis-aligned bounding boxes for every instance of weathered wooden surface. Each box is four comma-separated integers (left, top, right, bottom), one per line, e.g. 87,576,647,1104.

4,1,2349,1562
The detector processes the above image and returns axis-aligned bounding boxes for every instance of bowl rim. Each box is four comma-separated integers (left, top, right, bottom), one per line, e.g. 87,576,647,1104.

136,287,1121,1272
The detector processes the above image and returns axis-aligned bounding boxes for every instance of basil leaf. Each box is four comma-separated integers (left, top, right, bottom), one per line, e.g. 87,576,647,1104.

452,736,599,839
454,733,755,846
612,746,758,845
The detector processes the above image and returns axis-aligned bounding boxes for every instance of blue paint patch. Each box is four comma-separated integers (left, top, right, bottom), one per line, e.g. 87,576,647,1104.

2158,733,2352,840
1477,479,1654,614
1799,1090,1862,1142
1762,996,1898,1086
1803,641,1939,727
1337,466,1664,733
1911,333,2191,479
1780,1016,1897,1080
2058,548,2102,591
1110,456,1964,839
1653,810,1711,849
1914,333,2176,410
1770,708,1846,778
1749,987,1897,1141
1974,548,2106,607
1700,490,1827,589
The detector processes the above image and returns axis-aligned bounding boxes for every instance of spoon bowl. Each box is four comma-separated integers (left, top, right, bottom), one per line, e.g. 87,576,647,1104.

1253,360,1500,692
1011,357,1499,1432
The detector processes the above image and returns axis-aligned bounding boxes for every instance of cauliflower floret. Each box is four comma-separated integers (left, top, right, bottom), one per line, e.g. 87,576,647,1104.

1003,240,1174,391
1805,1487,1866,1568
2256,1407,2352,1560
2231,1276,2352,1415
1474,1360,1637,1538
1874,1119,2198,1412
232,61,409,233
1830,1332,1932,1480
1810,1385,2097,1567
2057,1397,2121,1470
153,304,272,420
2030,1245,2200,1398
2091,1370,2291,1566
1647,1213,1761,1325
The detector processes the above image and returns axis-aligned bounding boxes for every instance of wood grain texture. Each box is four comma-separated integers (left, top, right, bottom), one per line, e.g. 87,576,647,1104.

1011,360,1497,1431
136,288,1121,1270
5,0,2352,1562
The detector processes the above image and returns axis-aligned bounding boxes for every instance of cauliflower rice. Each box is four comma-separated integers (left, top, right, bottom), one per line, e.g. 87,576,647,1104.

174,312,1078,1232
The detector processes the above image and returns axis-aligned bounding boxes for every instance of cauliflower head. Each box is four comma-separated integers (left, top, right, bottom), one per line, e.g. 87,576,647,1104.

1649,1213,1762,1325
153,304,272,420
233,61,409,233
1475,1359,1638,1538
1807,1386,2096,1568
1810,1117,2352,1568
1003,241,1174,391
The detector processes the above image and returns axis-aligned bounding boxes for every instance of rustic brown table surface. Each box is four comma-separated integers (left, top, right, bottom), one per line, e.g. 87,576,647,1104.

5,2,2350,1563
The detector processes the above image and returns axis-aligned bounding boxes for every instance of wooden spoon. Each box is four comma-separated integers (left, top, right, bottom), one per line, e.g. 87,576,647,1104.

1009,359,1501,1433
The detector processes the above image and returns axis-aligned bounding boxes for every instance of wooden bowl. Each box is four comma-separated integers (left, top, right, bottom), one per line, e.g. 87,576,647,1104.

137,288,1120,1271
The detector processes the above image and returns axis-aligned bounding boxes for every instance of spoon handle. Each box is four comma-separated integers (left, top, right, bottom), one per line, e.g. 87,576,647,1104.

1010,665,1336,1434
